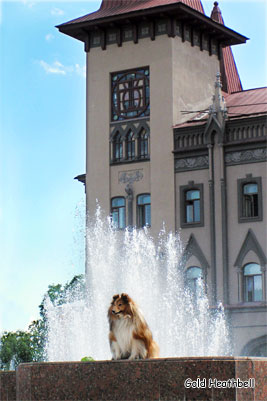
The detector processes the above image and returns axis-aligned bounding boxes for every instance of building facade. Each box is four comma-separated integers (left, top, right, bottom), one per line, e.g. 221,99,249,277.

58,0,267,356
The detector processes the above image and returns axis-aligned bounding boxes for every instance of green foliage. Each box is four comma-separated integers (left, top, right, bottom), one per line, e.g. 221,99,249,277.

0,274,85,370
0,331,34,370
81,356,95,362
28,319,47,362
39,274,85,317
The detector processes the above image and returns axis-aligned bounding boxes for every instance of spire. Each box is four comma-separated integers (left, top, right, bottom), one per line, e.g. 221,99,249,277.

204,72,227,143
210,2,243,93
210,72,227,125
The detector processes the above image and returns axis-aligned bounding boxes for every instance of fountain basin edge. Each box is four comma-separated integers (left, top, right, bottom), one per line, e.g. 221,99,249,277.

1,357,266,401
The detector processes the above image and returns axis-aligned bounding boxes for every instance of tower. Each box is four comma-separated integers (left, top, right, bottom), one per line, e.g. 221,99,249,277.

58,0,246,234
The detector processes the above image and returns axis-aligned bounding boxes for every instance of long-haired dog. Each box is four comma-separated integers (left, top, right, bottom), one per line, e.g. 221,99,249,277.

108,293,159,360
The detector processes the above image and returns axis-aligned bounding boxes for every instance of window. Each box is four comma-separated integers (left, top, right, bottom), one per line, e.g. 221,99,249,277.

184,25,191,41
185,190,200,223
180,183,204,228
138,128,149,159
243,183,258,217
107,31,117,43
111,67,150,121
126,130,135,160
156,21,167,34
91,33,100,46
111,197,126,229
123,29,133,40
137,194,151,227
185,266,203,298
113,132,123,162
110,125,150,165
243,263,262,302
238,176,262,223
140,24,150,37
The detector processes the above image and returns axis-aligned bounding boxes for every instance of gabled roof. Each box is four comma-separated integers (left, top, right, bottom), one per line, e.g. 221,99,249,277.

210,1,243,94
173,87,267,129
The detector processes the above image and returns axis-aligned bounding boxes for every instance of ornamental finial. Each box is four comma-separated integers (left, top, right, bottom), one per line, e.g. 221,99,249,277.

209,73,227,122
210,1,224,24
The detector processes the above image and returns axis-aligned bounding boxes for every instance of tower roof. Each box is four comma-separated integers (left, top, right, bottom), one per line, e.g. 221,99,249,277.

210,1,243,93
57,0,247,50
62,0,205,25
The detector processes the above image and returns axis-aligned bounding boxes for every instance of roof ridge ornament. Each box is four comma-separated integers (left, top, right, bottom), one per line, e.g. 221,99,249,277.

210,1,224,24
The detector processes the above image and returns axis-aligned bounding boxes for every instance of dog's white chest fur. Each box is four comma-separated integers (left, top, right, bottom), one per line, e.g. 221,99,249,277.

113,317,133,354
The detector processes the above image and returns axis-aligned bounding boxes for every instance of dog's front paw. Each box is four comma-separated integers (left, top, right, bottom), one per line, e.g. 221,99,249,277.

128,354,140,360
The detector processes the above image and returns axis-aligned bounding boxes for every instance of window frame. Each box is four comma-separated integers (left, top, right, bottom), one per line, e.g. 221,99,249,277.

110,197,126,230
243,263,263,302
238,176,263,223
136,193,151,228
180,183,204,228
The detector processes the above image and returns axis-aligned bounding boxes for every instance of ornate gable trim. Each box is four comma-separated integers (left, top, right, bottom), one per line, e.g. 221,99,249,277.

234,229,267,269
180,233,209,272
204,114,225,144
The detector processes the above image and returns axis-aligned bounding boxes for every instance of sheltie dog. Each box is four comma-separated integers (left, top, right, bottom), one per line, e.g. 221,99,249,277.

108,293,159,360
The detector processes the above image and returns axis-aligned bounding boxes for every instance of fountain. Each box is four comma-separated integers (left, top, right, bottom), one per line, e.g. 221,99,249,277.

45,206,231,361
1,208,266,401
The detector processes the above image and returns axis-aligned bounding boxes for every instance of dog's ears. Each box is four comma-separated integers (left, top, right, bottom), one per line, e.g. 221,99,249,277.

121,293,129,304
112,293,130,304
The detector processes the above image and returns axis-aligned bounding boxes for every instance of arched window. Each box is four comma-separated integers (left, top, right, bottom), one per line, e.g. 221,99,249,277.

113,132,123,162
185,266,203,298
126,130,135,160
251,343,267,357
138,128,149,159
137,194,151,227
238,176,262,223
241,335,267,357
111,197,126,229
185,190,200,223
243,263,262,302
242,183,258,218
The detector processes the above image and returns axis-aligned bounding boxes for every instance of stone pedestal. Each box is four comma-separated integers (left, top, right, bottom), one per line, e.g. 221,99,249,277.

0,371,16,401
1,357,266,401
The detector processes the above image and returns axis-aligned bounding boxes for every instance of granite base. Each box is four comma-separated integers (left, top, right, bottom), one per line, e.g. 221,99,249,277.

1,357,266,401
0,371,16,401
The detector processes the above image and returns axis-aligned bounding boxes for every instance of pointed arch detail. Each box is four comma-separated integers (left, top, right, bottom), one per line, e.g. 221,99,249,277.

234,229,267,270
180,234,209,273
204,115,225,145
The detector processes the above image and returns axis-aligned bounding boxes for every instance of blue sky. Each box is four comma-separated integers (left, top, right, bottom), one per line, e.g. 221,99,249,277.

0,0,266,333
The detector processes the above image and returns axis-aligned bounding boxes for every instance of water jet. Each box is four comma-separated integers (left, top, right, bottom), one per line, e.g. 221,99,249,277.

46,210,231,362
